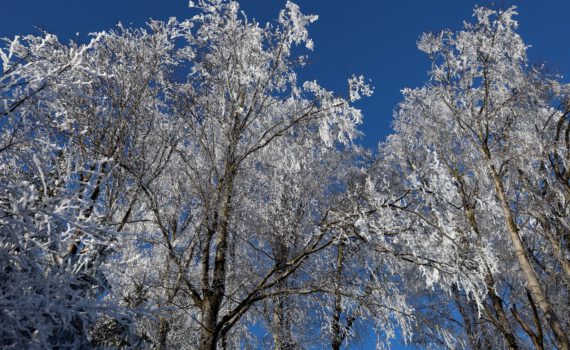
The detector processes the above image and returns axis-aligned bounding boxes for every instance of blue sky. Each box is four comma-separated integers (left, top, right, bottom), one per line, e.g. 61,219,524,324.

2,1,569,348
2,0,569,150
1,0,569,151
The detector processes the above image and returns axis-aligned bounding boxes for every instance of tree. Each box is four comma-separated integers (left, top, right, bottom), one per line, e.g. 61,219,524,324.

0,30,143,348
3,2,570,349
105,1,374,349
372,6,570,349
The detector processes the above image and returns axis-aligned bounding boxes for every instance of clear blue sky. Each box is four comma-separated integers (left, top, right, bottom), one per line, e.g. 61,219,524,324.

1,0,569,151
2,1,569,348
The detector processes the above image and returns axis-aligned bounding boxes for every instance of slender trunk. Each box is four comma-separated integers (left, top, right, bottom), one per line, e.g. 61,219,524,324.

547,221,570,282
272,296,284,350
67,162,105,256
483,145,569,350
512,307,544,350
484,273,519,350
199,296,221,350
199,171,235,350
530,163,570,283
511,289,545,350
331,243,344,350
452,286,482,350
157,317,170,350
272,251,287,350
463,190,519,350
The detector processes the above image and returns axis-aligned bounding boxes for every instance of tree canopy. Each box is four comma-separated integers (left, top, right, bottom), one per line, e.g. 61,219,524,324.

1,1,569,349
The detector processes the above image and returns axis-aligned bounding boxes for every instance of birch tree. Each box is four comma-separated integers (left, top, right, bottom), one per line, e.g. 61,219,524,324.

373,6,570,349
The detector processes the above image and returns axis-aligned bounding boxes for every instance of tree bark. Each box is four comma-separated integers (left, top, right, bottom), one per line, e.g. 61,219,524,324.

511,289,544,350
452,286,482,350
331,243,345,350
484,273,519,350
483,145,569,350
199,296,221,350
157,317,170,350
459,177,519,350
272,296,285,350
272,251,288,350
199,167,235,350
545,219,570,283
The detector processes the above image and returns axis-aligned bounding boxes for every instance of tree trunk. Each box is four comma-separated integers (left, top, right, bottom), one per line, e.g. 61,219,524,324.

547,221,570,283
511,289,545,350
485,274,519,350
271,263,286,350
331,243,344,350
462,185,519,350
157,317,170,350
452,286,482,350
483,146,570,350
199,170,235,350
272,296,285,350
199,296,221,350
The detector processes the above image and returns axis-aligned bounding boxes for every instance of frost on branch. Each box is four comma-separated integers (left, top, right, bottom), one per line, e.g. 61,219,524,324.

3,1,570,349
349,75,374,102
368,5,570,349
279,1,318,50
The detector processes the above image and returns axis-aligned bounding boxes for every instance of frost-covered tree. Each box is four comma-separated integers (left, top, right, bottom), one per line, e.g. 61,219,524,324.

371,6,570,350
102,1,375,349
0,2,380,348
3,1,570,350
0,31,144,348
